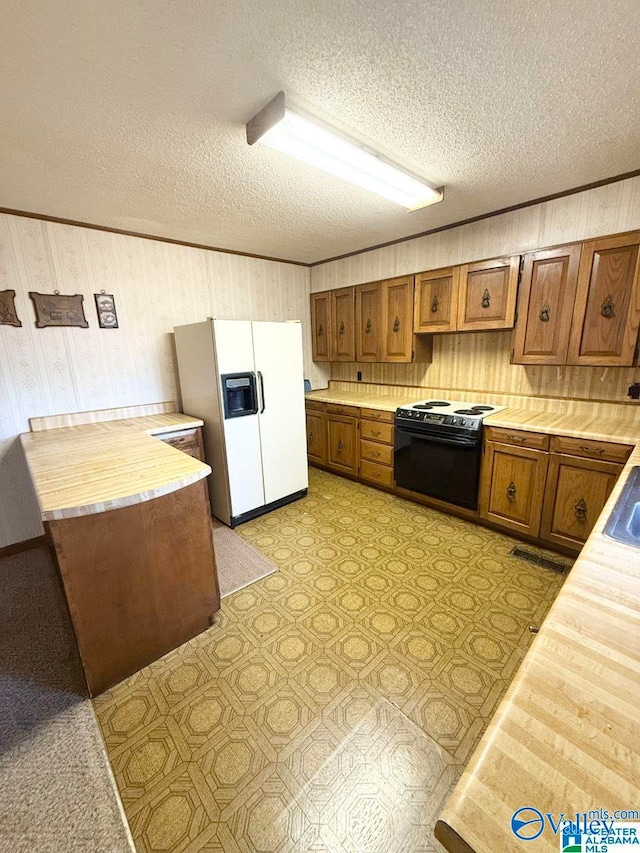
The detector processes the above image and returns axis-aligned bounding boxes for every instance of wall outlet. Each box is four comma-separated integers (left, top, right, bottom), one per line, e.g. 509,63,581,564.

357,370,362,382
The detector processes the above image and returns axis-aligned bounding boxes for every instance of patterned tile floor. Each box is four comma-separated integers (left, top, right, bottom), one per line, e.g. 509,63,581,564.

94,468,569,852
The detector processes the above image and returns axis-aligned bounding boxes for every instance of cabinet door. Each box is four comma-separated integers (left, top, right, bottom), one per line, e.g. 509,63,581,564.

381,275,414,362
331,287,356,361
512,245,581,364
540,455,622,549
311,292,331,362
458,256,520,331
567,231,640,366
355,281,382,361
327,415,358,474
306,411,327,465
479,442,548,537
414,267,460,333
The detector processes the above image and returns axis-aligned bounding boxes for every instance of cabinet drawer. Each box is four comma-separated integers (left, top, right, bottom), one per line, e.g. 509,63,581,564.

360,459,394,487
327,403,359,416
360,420,394,444
360,439,393,466
305,399,326,412
484,427,549,450
360,407,394,423
158,429,202,460
550,435,633,464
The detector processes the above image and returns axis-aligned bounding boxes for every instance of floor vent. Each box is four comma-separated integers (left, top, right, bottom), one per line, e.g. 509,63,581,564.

510,547,571,573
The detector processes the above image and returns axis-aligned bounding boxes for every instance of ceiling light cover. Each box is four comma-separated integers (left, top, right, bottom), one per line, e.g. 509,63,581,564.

247,93,442,210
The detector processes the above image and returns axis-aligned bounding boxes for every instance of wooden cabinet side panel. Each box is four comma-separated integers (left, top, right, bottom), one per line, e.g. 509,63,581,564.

567,231,640,365
355,281,382,361
382,276,414,361
311,292,331,362
512,245,581,364
49,480,219,695
540,455,622,547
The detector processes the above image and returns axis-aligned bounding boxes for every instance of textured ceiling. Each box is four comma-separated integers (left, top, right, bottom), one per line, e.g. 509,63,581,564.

1,0,640,264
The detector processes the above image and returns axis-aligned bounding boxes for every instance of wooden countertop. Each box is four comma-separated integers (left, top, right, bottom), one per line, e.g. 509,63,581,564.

305,389,640,444
21,413,210,521
484,407,640,446
436,445,640,851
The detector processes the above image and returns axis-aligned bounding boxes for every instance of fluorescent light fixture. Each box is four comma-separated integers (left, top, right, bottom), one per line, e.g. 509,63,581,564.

246,92,443,211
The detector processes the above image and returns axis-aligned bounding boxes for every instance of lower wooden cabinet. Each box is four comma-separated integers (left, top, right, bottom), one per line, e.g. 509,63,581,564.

327,414,358,474
306,410,327,465
479,442,549,537
540,454,622,549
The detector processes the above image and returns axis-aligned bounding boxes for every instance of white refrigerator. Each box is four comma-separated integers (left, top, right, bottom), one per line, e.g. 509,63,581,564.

173,319,308,526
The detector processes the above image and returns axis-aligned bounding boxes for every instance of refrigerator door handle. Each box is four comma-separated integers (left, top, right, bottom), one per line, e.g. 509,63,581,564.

257,371,266,413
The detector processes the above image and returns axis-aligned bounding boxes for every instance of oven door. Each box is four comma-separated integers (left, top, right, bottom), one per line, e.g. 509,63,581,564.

394,424,481,509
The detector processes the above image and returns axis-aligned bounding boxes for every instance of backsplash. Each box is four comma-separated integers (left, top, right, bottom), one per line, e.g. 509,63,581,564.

331,331,640,404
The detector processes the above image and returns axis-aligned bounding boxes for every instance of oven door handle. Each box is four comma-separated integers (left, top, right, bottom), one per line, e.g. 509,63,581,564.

396,428,478,448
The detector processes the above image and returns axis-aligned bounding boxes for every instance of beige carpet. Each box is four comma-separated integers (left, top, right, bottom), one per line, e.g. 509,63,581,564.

211,519,278,598
0,546,133,853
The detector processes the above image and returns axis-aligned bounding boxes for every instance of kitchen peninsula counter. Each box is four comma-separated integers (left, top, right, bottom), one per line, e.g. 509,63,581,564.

21,412,209,521
21,408,219,696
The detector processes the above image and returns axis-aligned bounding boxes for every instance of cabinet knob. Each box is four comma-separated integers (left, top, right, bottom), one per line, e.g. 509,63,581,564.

371,429,380,437
579,445,605,455
337,439,343,451
481,289,491,309
318,323,324,336
339,321,345,336
393,315,400,332
574,498,587,520
539,304,550,322
371,450,380,458
508,434,526,443
431,295,439,313
308,432,313,442
506,481,516,502
365,318,372,334
600,295,614,318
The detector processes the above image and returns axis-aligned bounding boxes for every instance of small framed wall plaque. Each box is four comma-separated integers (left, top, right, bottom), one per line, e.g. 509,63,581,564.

29,291,89,328
94,292,119,329
0,290,21,327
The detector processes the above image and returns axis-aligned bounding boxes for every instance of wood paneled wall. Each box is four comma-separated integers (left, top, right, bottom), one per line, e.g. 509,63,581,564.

0,213,317,548
312,176,640,402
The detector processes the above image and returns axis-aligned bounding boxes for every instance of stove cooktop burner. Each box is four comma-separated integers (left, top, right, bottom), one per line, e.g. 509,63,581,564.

454,409,484,415
422,401,450,406
469,405,494,411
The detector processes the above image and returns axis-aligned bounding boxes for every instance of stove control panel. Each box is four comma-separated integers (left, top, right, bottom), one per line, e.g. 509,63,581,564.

395,408,482,432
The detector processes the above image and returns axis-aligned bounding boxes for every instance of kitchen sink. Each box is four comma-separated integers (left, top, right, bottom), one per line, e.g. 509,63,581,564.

603,466,640,546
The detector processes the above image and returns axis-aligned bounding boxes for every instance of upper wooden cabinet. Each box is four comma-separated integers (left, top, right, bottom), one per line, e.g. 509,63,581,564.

355,281,382,362
312,279,431,364
311,292,331,362
414,267,460,333
330,287,356,361
566,231,640,366
413,257,519,334
457,256,520,331
381,275,414,362
512,245,582,364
